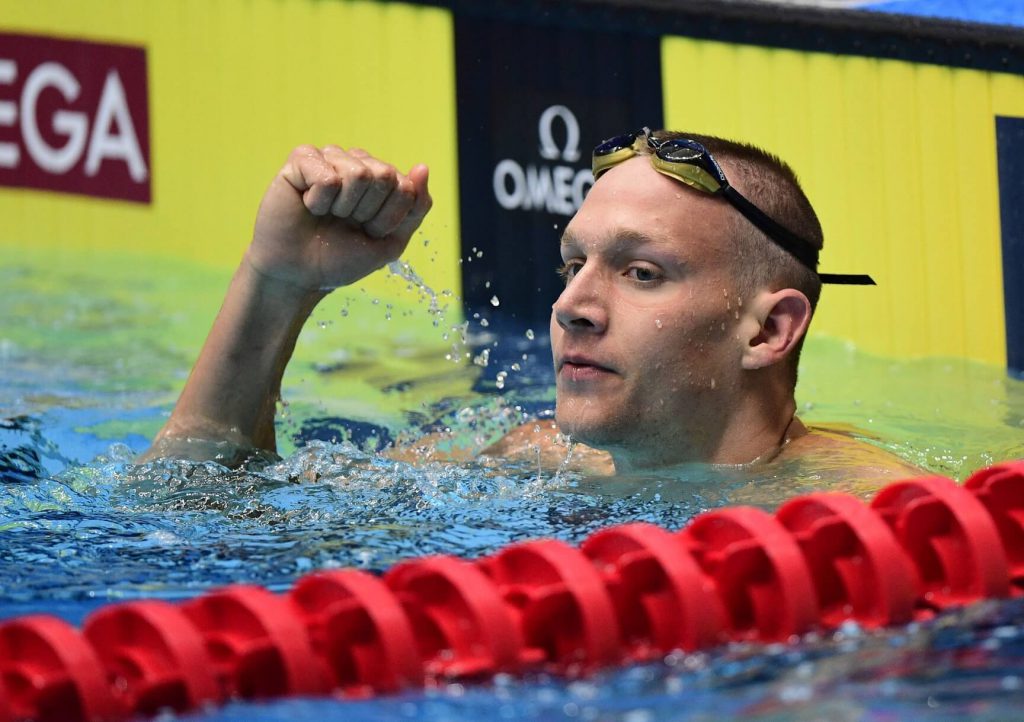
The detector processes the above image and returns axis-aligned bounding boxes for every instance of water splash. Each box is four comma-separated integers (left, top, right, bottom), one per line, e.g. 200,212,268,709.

388,260,444,327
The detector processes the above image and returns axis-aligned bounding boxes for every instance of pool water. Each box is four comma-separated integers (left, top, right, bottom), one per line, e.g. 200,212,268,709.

2,247,1024,720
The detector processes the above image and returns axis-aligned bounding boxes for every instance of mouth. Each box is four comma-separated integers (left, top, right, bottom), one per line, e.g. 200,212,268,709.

558,354,616,382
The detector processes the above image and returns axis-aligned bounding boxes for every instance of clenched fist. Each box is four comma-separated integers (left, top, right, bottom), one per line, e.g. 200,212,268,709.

246,145,432,291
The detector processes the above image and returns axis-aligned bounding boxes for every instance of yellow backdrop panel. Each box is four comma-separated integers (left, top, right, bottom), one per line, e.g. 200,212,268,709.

662,36,1022,366
4,4,1022,367
0,0,461,296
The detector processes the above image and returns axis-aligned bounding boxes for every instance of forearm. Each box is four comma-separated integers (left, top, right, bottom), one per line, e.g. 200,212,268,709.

141,257,325,462
138,145,431,465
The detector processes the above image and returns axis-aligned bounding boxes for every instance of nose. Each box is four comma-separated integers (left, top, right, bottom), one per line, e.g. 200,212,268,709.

552,266,608,334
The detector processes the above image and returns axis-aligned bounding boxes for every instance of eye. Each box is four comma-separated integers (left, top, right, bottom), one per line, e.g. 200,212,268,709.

557,259,584,284
626,265,662,284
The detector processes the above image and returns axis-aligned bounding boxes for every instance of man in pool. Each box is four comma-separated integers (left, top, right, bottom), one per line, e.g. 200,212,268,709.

140,132,923,479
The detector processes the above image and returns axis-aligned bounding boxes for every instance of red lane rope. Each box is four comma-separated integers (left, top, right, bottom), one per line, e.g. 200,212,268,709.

1,461,1022,722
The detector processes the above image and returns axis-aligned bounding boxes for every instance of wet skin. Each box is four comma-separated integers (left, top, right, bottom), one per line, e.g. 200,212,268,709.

550,155,759,469
141,141,926,482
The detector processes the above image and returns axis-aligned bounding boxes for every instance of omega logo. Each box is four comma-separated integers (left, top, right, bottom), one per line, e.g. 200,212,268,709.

0,59,148,181
492,104,593,216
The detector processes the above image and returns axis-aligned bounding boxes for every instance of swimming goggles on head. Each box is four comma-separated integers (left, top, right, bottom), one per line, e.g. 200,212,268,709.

592,128,875,285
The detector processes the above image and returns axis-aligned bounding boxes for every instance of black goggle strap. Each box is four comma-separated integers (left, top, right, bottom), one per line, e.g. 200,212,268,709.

817,273,876,285
719,185,819,269
723,186,876,285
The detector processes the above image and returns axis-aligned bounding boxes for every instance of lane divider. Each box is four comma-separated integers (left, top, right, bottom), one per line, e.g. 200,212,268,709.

1,462,1022,722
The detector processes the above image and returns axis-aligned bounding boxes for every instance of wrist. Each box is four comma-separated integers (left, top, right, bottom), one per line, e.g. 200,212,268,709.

239,252,330,310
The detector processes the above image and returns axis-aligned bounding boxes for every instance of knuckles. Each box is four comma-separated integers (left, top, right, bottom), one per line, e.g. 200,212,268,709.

346,162,373,184
285,144,414,195
290,144,319,160
317,170,342,188
370,164,398,186
281,143,430,230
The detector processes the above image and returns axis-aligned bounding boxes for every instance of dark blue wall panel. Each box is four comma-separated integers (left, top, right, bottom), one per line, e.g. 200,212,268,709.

996,115,1024,378
454,13,663,334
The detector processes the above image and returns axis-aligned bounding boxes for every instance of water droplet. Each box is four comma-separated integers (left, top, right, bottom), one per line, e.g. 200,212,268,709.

480,318,489,327
710,378,717,389
525,329,535,340
484,281,491,288
490,295,500,307
655,319,663,329
511,363,521,371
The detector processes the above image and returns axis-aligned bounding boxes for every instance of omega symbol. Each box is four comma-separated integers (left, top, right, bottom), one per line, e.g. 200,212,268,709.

538,105,581,163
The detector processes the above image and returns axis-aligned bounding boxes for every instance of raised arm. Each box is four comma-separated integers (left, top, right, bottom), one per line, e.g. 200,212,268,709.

139,145,432,464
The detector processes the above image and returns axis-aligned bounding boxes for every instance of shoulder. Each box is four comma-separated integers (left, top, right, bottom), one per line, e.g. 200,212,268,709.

777,421,928,482
717,421,931,505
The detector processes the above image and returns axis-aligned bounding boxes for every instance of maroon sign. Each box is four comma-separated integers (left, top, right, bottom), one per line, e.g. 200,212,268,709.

0,32,150,203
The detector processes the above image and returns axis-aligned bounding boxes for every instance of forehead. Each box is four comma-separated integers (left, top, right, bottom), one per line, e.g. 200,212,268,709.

565,156,735,259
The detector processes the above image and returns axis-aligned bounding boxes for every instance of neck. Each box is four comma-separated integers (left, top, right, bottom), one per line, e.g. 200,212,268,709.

609,384,801,472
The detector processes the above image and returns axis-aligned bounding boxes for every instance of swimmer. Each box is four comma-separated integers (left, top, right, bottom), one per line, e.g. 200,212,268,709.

139,133,924,481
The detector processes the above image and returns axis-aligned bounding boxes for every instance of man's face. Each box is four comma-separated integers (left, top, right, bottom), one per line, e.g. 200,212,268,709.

550,155,747,467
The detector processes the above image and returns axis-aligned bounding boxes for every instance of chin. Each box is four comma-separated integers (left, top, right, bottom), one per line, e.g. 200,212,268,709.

554,402,628,452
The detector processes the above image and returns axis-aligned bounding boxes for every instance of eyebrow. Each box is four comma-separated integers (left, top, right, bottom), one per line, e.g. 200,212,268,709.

560,228,667,252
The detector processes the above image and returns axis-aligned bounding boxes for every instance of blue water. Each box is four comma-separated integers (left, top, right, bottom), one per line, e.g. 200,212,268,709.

3,335,1024,720
2,253,1024,720
187,600,1024,722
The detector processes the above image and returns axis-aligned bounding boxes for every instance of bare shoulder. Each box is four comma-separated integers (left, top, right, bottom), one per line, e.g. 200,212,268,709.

482,419,614,474
778,422,929,482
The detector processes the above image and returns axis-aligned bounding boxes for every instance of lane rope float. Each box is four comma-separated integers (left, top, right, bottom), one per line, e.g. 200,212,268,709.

1,461,1022,722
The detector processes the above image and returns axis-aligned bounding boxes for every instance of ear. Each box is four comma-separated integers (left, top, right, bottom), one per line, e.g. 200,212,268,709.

740,289,812,371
